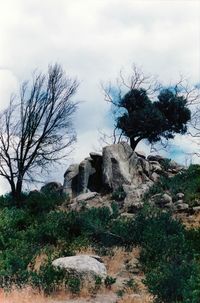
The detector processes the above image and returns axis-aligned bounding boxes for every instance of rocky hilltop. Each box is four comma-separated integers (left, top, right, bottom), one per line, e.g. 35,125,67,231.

43,142,188,215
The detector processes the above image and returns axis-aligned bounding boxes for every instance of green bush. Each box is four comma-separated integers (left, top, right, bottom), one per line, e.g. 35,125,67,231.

104,275,116,289
67,276,81,294
25,191,67,215
182,263,200,303
124,278,138,291
112,187,126,201
160,158,172,171
144,261,193,303
30,261,66,294
130,204,200,303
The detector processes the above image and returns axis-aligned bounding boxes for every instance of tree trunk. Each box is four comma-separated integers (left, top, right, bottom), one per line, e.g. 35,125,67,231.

16,180,23,204
11,179,23,206
130,137,138,151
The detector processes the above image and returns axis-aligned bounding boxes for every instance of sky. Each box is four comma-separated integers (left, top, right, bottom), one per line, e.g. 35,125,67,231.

0,0,200,194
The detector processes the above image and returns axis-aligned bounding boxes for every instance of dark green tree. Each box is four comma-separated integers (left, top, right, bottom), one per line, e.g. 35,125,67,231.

117,88,191,150
103,66,192,150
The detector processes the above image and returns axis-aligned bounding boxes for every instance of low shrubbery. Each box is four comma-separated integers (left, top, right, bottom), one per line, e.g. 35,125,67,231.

0,173,200,302
0,191,117,292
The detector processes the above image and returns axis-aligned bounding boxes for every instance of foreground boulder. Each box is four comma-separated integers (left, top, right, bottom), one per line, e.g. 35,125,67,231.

52,255,107,279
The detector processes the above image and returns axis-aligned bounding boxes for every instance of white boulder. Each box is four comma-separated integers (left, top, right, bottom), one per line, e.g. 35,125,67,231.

52,255,107,279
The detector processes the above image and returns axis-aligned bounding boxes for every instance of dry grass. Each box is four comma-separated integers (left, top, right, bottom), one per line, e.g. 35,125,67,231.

0,287,55,303
175,212,200,229
28,252,48,272
0,287,90,303
104,247,140,276
117,293,153,303
0,288,153,303
75,245,96,255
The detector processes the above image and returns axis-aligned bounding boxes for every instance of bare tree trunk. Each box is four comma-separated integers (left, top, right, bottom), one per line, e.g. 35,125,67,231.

15,179,23,204
130,137,141,151
8,174,23,205
9,181,17,200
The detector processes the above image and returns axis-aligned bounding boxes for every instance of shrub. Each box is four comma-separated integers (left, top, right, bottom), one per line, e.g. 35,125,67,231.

30,261,66,294
182,263,200,303
160,158,172,171
131,204,200,303
25,191,67,215
104,275,116,289
112,187,126,201
124,278,138,292
67,276,81,294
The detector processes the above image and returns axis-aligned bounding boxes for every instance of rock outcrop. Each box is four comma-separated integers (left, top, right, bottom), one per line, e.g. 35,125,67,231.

62,143,184,211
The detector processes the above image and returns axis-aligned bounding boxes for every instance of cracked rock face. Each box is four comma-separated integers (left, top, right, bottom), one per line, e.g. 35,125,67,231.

102,143,140,191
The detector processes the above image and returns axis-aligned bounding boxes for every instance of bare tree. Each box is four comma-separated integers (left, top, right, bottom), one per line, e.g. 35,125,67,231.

0,64,78,202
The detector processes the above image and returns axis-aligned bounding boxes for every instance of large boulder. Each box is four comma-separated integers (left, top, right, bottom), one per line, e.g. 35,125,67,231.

69,192,101,211
174,203,189,211
150,192,173,209
52,255,107,279
63,155,103,198
63,164,79,198
78,158,96,194
102,143,142,191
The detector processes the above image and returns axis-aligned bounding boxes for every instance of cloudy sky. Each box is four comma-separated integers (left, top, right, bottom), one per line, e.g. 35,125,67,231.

0,0,200,194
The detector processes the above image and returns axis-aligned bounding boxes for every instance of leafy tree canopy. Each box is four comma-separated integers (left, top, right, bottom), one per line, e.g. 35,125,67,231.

116,87,191,150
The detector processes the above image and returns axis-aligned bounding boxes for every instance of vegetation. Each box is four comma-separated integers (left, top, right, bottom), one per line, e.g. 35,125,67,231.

114,87,190,150
102,65,196,150
146,164,200,206
0,64,78,203
0,166,199,301
112,186,126,201
104,276,116,289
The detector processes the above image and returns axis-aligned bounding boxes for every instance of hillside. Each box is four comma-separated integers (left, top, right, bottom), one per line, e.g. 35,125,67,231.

0,143,200,303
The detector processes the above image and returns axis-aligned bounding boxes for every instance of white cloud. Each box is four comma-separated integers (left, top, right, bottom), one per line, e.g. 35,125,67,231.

0,0,199,194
